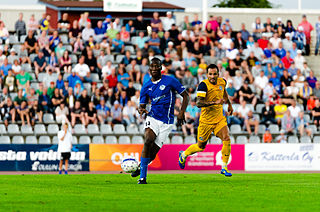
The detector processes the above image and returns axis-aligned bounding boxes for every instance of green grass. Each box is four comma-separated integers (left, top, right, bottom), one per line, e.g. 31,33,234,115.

0,173,320,211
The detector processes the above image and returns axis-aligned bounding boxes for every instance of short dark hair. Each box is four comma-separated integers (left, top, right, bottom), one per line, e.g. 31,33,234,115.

206,64,219,73
151,57,162,66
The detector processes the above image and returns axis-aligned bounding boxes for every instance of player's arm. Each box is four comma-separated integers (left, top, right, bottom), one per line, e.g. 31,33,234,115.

223,87,233,116
138,84,149,116
177,90,189,126
196,81,223,108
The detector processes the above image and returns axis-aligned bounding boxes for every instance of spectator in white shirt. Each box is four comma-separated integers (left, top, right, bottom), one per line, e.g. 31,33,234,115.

288,101,301,119
254,70,269,96
226,42,239,60
269,32,281,49
219,34,233,49
57,123,72,175
294,50,306,70
282,32,293,51
55,102,69,124
102,61,114,79
82,22,95,41
73,56,91,82
162,11,175,31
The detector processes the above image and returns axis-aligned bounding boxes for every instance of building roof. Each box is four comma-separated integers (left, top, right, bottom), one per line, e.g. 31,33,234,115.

39,0,184,11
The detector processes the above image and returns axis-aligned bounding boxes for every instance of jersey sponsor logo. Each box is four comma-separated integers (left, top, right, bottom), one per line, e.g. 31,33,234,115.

148,87,152,91
199,137,203,141
152,94,166,102
219,86,223,90
159,85,166,90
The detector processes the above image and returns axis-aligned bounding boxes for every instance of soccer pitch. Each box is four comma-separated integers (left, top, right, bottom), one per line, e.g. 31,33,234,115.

1,173,320,211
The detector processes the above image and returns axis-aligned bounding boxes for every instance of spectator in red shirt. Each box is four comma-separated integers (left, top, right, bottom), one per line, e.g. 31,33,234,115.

257,33,269,50
281,51,294,69
298,14,314,55
106,68,118,88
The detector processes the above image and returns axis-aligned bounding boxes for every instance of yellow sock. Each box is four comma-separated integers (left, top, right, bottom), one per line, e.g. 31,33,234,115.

222,140,231,165
184,143,204,157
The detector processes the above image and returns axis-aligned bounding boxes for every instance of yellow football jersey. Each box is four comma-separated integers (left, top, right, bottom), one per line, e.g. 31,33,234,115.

196,78,226,124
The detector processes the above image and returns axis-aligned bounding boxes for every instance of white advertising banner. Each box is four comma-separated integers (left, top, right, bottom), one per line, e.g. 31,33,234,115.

103,0,142,12
245,144,320,171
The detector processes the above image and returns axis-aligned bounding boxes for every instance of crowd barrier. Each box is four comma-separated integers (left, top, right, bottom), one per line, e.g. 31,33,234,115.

1,144,320,171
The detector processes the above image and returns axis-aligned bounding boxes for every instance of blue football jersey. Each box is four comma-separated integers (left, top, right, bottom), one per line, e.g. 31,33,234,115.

140,75,185,124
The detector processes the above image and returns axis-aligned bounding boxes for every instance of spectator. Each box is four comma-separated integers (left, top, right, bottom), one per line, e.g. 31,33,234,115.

34,51,46,78
135,31,148,50
282,33,293,51
234,100,250,126
0,58,12,78
0,21,9,44
71,100,86,127
79,12,91,29
1,97,16,126
285,20,295,33
16,69,32,90
110,100,123,125
55,102,69,124
254,70,268,96
101,60,114,79
24,30,38,54
298,14,313,55
107,68,118,88
96,97,110,124
252,17,263,40
125,19,135,36
120,25,130,43
82,22,95,42
148,31,161,54
244,110,258,135
3,69,17,92
162,11,175,31
151,12,161,32
315,16,320,55
295,111,312,136
39,88,51,113
7,49,19,65
60,50,72,74
126,81,136,99
134,14,146,32
275,41,286,59
85,101,97,125
276,129,287,143
37,30,49,51
312,99,320,127
301,62,311,77
313,81,320,99
28,14,38,34
274,98,287,125
112,33,124,54
106,22,118,40
261,100,277,125
85,49,97,74
182,98,200,136
46,51,60,74
239,80,257,107
292,26,306,50
281,51,293,69
17,100,30,126
298,80,312,110
15,13,26,42
263,128,273,143
58,13,70,33
73,55,91,82
65,87,75,109
40,14,51,33
288,101,301,120
123,100,137,126
281,110,295,134
126,59,140,83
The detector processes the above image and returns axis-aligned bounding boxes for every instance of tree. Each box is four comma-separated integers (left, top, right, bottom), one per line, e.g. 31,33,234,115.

213,0,273,8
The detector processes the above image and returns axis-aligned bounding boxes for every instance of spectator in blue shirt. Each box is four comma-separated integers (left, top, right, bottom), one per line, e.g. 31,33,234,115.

112,33,124,53
39,88,51,113
135,31,148,50
56,74,64,90
49,30,60,51
315,16,320,55
102,15,112,31
182,98,200,136
117,67,130,89
274,42,286,58
148,31,161,54
94,21,105,42
67,70,81,88
0,58,12,77
269,72,281,93
96,97,110,124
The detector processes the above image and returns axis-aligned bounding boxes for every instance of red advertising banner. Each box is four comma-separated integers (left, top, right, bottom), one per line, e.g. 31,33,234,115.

89,144,245,171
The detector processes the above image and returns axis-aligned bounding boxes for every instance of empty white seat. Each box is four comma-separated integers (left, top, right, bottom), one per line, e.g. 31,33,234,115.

106,136,117,144
170,135,183,144
0,124,7,134
139,124,145,134
9,35,18,44
116,55,125,63
269,124,279,134
105,55,114,63
29,53,37,63
70,54,77,63
124,45,135,54
79,136,91,144
88,124,100,135
211,136,221,144
183,135,195,144
288,136,299,143
230,125,241,134
132,135,144,144
118,136,131,144
26,136,37,144
307,125,317,134
127,124,139,134
313,136,320,143
74,124,86,134
43,114,55,124
72,136,78,144
92,136,104,144
0,136,10,144
12,136,24,144
236,136,248,144
47,124,59,135
300,136,311,143
90,73,100,82
258,125,266,134
52,136,58,144
114,124,126,134
8,124,20,134
60,35,68,44
249,136,261,143
38,73,47,82
34,124,47,135
100,124,113,135
39,136,51,144
230,136,235,144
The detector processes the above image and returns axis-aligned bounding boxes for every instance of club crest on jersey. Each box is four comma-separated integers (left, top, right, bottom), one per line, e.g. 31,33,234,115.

199,137,203,141
159,85,166,90
219,86,223,90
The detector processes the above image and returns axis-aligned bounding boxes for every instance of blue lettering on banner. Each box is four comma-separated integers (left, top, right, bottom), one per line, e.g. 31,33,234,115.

0,144,89,171
248,151,313,164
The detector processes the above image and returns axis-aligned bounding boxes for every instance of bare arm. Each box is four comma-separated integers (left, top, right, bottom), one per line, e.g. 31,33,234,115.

223,88,234,115
196,96,224,108
177,91,189,126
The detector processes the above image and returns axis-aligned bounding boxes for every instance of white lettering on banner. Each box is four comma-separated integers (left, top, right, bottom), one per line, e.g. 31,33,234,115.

111,152,140,165
0,151,27,161
103,0,142,12
32,161,83,171
245,144,320,171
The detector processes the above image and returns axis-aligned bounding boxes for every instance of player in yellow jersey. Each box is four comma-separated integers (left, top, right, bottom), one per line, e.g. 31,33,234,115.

178,64,234,177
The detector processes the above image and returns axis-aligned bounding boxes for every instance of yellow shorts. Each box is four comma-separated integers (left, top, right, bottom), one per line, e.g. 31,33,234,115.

197,117,228,143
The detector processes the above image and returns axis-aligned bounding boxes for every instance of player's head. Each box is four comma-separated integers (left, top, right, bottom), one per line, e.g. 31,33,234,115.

150,57,162,79
206,64,219,85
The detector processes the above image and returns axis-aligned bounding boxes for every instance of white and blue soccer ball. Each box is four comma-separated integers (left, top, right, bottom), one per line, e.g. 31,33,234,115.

121,156,139,173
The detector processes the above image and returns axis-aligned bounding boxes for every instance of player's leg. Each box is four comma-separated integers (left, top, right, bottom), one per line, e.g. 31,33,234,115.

215,124,232,177
179,122,213,169
58,159,63,175
65,158,69,174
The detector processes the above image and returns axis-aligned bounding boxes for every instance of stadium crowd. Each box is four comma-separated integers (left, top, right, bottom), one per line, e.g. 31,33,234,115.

1,11,320,143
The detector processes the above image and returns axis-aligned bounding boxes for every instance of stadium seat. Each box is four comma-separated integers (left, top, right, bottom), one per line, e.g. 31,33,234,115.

60,35,68,44
8,124,20,134
307,125,317,134
22,63,32,72
87,124,100,135
52,136,58,144
139,124,145,134
74,124,86,135
90,73,100,82
12,44,21,53
29,53,37,63
118,136,131,144
127,124,139,134
39,136,51,144
132,135,144,144
100,124,113,135
249,136,261,143
0,136,10,144
34,124,47,135
92,136,104,144
64,45,73,52
105,55,114,63
38,73,46,82
21,125,33,135
304,114,310,123
170,135,183,144
105,136,117,144
0,124,7,134
47,124,59,135
70,54,78,64
9,35,18,44
288,136,299,143
131,36,139,44
155,55,164,61
79,136,91,144
20,35,27,43
258,124,266,134
43,114,55,124
300,136,311,143
25,136,37,144
30,82,39,90
230,124,242,134
184,136,196,144
313,136,320,143
230,136,235,144
211,136,221,144
12,136,24,144
133,83,142,91
247,104,254,112
116,55,125,63
113,124,126,134
269,124,279,134
72,136,78,144
236,136,248,144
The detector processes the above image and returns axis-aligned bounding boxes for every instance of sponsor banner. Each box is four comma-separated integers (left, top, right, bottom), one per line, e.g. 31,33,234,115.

0,145,89,171
245,144,320,171
103,0,142,12
89,144,245,171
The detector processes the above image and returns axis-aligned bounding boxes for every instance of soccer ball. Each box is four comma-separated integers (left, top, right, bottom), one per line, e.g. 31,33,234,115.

121,156,139,173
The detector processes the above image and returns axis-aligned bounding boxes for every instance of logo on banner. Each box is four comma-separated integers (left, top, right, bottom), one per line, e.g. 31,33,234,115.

247,152,259,161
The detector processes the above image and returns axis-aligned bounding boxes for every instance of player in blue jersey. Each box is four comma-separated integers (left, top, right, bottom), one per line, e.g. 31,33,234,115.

134,57,189,184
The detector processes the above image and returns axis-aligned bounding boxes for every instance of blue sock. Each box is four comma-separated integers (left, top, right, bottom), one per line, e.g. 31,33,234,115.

140,157,150,179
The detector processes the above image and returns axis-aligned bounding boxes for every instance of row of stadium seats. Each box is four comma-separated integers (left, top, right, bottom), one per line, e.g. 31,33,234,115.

0,134,318,145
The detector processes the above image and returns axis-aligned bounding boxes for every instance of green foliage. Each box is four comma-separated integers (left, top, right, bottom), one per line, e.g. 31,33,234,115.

213,0,273,8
